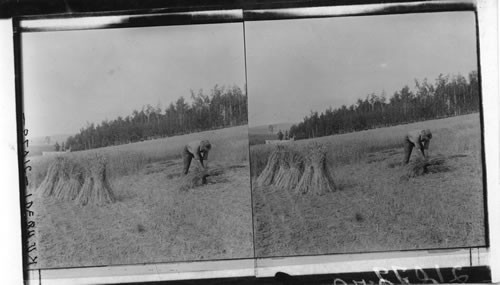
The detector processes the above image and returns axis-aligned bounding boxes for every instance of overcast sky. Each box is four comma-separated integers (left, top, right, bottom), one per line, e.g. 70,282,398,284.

246,11,478,127
23,11,478,137
23,23,246,138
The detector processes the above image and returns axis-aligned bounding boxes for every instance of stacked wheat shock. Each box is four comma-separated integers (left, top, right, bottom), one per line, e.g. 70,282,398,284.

257,143,336,195
37,154,116,206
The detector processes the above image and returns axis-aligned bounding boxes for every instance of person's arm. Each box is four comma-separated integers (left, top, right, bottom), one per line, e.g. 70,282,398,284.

198,157,205,168
193,149,201,161
196,149,207,169
422,139,430,157
416,136,428,158
408,132,425,158
418,143,426,157
423,139,430,150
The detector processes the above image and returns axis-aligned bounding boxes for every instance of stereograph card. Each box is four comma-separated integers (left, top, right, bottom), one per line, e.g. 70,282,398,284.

3,0,498,283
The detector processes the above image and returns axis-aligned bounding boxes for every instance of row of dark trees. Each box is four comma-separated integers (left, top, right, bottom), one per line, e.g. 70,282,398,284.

289,71,480,140
66,85,247,151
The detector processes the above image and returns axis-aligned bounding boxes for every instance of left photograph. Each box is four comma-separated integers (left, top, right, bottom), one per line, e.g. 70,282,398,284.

21,22,253,268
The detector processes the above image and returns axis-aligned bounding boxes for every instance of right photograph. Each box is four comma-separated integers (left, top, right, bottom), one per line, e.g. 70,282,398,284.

246,11,487,258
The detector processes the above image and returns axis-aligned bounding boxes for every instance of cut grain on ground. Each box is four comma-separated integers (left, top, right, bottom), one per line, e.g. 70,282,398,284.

179,166,226,191
403,155,451,180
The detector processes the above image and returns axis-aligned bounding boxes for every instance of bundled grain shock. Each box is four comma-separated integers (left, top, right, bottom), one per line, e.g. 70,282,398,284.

38,157,64,197
294,143,336,195
52,158,85,201
75,154,116,206
37,154,116,206
38,157,83,199
273,149,304,190
256,145,285,186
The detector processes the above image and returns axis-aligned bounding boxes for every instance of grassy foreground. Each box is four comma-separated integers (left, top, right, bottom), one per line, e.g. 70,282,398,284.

28,126,253,268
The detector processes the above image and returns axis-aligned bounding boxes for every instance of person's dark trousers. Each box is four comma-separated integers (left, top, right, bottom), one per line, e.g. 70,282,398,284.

403,136,414,164
183,146,193,174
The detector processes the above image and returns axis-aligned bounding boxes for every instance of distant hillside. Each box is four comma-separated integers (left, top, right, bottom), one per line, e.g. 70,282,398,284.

249,122,296,146
249,122,296,135
29,134,73,146
27,134,73,157
27,145,56,157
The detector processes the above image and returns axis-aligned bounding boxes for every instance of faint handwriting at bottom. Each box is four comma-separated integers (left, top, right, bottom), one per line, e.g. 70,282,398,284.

333,266,468,285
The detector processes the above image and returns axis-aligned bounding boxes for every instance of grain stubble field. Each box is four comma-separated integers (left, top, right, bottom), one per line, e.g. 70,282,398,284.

251,113,486,257
29,126,253,269
28,114,487,267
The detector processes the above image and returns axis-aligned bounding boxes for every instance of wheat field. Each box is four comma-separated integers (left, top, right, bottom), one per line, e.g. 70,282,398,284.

28,126,254,269
251,113,486,257
27,115,487,266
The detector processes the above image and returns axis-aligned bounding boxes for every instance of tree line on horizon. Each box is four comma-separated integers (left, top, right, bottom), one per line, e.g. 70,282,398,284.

289,71,480,140
65,85,247,151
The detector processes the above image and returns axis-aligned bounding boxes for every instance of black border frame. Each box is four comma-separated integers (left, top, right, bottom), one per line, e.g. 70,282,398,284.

16,9,244,32
11,0,491,281
13,16,29,284
1,0,457,19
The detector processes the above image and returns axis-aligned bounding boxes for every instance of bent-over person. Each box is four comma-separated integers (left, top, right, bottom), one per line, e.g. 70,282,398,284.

183,140,212,174
403,129,432,164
